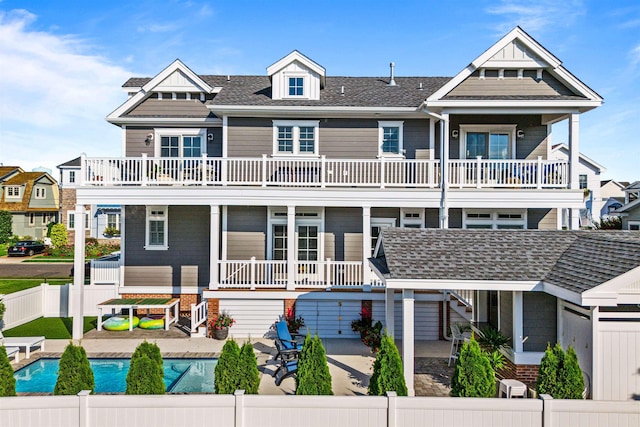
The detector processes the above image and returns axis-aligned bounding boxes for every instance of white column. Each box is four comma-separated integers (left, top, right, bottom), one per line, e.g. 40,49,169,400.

286,205,296,290
385,288,395,337
402,289,415,396
362,206,371,285
210,205,220,289
72,204,86,340
513,291,524,354
569,114,580,229
440,114,449,229
428,119,435,160
591,306,600,400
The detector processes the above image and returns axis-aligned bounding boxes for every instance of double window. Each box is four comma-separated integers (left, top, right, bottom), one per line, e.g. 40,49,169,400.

35,187,46,199
267,208,323,262
107,213,120,230
6,186,20,198
68,211,90,230
145,206,168,250
463,209,526,229
460,125,516,159
273,121,319,156
155,129,205,158
378,121,404,157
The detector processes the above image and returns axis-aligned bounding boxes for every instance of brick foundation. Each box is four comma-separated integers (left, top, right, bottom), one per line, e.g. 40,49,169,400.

207,298,220,325
499,357,539,388
121,293,199,316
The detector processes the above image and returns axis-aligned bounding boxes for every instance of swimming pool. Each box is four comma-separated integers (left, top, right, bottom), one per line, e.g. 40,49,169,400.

15,358,218,393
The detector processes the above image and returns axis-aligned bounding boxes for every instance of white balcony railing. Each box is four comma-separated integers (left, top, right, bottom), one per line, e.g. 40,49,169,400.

82,155,568,189
218,258,377,290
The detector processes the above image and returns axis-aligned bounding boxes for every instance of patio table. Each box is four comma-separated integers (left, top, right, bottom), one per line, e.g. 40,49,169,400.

96,297,180,331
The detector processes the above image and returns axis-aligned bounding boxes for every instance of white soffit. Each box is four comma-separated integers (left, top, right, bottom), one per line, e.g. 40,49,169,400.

581,266,640,306
267,50,326,86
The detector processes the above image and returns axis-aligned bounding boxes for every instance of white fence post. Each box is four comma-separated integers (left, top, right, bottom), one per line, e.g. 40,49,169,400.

78,390,91,427
540,394,553,427
234,390,245,427
387,391,397,427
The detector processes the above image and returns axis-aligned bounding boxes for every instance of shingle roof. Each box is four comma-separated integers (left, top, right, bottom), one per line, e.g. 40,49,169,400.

57,157,81,168
376,228,640,294
0,171,59,212
0,166,21,180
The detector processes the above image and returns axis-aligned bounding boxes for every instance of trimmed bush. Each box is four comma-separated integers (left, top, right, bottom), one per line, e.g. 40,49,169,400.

560,346,585,399
49,223,68,248
450,335,495,397
130,340,163,376
237,342,260,394
125,355,165,394
54,343,94,395
537,343,584,399
537,343,560,396
0,210,11,244
0,346,16,396
215,339,241,394
296,334,333,395
368,334,407,396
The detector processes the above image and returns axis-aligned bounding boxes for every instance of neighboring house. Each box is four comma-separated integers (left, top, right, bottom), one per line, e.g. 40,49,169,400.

57,158,121,241
623,181,640,204
0,166,59,239
370,228,640,400
599,180,629,220
601,197,626,220
611,181,640,230
69,27,607,393
550,143,605,227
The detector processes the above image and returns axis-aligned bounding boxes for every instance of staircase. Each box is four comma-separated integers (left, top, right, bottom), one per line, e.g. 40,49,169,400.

447,290,473,322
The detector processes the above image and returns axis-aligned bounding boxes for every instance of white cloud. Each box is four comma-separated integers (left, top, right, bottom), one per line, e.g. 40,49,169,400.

0,9,132,174
137,23,178,33
486,0,585,34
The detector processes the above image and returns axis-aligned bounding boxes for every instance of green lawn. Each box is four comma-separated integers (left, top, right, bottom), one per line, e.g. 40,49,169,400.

0,279,68,295
2,316,97,339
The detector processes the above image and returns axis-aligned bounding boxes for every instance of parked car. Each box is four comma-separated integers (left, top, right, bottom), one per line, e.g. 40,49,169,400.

7,240,46,257
70,251,121,278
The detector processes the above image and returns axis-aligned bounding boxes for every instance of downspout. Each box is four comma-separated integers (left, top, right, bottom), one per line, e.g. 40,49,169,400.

442,291,452,341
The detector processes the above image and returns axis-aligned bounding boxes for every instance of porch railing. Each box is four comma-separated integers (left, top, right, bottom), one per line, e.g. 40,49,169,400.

218,258,375,289
190,300,208,335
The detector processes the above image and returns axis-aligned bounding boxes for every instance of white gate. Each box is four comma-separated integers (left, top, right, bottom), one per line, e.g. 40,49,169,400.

596,320,640,400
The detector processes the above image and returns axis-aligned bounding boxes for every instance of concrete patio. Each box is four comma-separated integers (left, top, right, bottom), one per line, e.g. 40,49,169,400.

11,336,453,396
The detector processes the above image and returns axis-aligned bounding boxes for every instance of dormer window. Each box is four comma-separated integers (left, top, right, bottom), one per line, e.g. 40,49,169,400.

6,186,20,198
288,77,304,96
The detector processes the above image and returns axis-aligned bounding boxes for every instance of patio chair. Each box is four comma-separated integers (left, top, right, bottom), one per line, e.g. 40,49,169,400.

0,331,45,359
274,358,298,386
274,320,304,360
448,324,470,366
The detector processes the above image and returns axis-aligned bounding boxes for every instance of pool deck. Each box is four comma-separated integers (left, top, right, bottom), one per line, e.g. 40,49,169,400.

11,337,452,396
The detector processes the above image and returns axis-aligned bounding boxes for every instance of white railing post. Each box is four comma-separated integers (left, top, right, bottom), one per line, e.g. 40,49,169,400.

234,390,245,427
537,156,543,189
326,258,332,289
141,153,148,187
222,158,228,186
80,153,87,186
190,303,197,332
250,256,256,290
476,156,482,188
201,153,208,186
380,157,386,189
321,155,326,188
261,154,267,187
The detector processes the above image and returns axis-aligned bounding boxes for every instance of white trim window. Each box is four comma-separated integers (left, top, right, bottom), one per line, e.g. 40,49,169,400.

145,206,168,250
401,208,424,229
463,209,527,229
6,186,20,198
68,211,90,230
267,208,324,261
107,213,121,230
371,217,397,254
460,124,516,160
155,129,205,158
272,120,319,156
287,76,305,97
629,221,640,231
378,121,404,157
69,171,76,184
34,187,46,199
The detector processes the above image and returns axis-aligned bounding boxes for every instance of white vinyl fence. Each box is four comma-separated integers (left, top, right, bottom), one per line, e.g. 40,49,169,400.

1,283,118,329
1,392,639,427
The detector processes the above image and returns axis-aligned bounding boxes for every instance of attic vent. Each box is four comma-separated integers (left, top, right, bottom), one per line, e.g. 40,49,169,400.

388,62,396,86
340,86,344,95
418,82,423,90
226,75,230,82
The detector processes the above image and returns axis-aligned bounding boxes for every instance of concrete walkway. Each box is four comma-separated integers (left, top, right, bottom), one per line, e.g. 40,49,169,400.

12,337,453,396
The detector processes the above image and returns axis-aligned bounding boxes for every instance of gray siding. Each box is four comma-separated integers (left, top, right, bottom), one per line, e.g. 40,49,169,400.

622,205,640,229
28,184,58,209
447,70,577,97
319,119,377,158
123,205,210,288
402,120,430,159
207,127,223,157
126,99,211,118
499,291,515,349
125,127,155,157
227,118,273,157
449,115,546,160
528,208,557,230
523,292,557,352
325,207,362,261
227,206,267,260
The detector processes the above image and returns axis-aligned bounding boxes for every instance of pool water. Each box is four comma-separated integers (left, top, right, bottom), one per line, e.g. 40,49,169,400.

15,358,217,393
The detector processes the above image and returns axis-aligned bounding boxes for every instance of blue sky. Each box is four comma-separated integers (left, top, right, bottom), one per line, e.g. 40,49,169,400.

0,0,638,181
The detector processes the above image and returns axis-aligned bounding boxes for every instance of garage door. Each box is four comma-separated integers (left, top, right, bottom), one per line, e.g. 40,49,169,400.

219,299,283,338
372,301,440,340
297,300,361,338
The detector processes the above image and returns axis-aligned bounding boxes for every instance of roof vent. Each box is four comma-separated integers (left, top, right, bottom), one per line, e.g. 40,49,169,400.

340,86,344,95
388,62,396,86
418,82,423,90
226,75,230,82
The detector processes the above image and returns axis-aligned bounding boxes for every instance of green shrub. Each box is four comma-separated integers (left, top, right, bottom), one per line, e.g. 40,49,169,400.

537,343,584,399
595,216,622,230
49,223,68,248
0,346,16,396
125,355,165,394
0,211,11,244
560,347,585,399
54,343,94,395
368,334,407,396
296,334,333,395
215,339,241,394
130,340,163,376
537,343,560,396
237,342,260,394
450,335,496,397
103,227,120,237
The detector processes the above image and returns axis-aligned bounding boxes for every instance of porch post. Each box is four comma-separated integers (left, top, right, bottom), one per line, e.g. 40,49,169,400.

385,288,395,337
428,119,435,160
72,204,86,340
362,206,371,286
439,114,449,229
209,205,220,289
569,113,580,230
286,205,296,290
402,289,415,396
513,291,524,354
